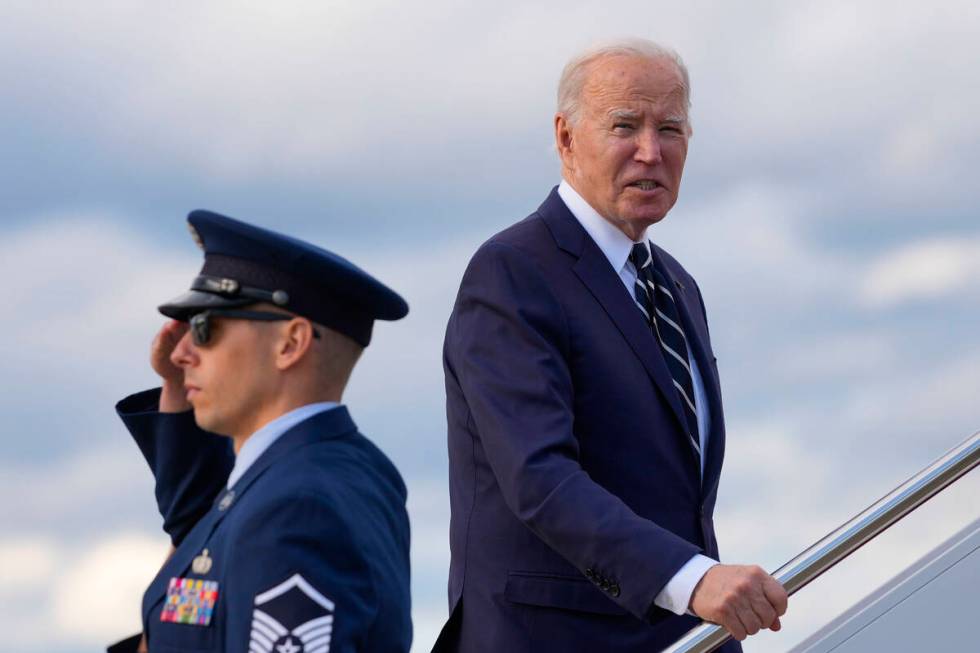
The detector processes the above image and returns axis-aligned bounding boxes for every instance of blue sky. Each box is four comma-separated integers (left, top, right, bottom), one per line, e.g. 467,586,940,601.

1,2,978,651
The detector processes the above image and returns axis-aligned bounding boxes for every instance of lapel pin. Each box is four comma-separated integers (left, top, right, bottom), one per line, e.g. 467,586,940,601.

218,490,235,512
192,548,213,574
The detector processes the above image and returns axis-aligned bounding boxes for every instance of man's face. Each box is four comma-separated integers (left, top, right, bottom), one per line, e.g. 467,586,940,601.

557,54,690,239
171,314,279,439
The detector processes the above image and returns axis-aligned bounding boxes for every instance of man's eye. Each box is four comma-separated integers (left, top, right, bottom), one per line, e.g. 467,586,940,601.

613,123,635,131
660,125,683,134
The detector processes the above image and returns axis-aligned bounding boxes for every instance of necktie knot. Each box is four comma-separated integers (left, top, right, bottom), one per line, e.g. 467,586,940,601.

630,242,651,272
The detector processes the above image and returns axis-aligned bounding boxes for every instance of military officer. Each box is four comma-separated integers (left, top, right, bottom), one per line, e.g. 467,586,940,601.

108,210,411,652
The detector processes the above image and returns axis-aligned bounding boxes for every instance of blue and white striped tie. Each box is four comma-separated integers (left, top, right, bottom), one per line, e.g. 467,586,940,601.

630,242,701,460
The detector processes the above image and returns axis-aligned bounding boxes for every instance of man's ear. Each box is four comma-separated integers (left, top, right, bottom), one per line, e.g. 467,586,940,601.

554,113,575,168
275,318,316,371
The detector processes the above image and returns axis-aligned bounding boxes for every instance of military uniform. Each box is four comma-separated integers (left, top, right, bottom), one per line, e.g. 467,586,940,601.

109,210,411,652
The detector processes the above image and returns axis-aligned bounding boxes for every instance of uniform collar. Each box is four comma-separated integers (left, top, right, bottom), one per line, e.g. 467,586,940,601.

557,179,647,276
227,402,340,488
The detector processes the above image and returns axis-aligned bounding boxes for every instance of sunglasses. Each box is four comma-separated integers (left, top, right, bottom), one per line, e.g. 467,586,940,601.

188,309,321,346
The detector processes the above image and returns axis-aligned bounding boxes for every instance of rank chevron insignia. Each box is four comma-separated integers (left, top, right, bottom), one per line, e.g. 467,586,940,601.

248,574,335,653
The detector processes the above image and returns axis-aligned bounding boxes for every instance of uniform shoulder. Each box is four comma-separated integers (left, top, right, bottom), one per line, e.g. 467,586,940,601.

236,435,407,534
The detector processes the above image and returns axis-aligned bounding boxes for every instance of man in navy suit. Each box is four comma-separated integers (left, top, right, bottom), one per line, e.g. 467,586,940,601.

108,211,412,652
434,39,787,652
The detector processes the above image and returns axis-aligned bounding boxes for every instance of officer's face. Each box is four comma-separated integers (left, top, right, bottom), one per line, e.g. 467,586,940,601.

171,316,279,441
556,54,690,240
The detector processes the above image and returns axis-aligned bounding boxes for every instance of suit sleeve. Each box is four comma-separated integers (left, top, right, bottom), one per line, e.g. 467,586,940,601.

448,241,701,620
116,388,234,545
223,493,383,653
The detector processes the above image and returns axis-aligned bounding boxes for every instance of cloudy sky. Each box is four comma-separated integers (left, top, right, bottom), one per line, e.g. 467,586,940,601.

1,2,978,651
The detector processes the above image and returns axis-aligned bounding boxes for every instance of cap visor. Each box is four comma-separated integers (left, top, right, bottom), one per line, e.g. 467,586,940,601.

158,290,253,321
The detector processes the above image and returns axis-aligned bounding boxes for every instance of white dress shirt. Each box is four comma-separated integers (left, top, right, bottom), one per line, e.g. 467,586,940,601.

226,402,340,489
557,179,717,615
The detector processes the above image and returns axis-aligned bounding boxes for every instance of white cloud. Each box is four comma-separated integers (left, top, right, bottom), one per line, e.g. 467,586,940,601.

0,531,168,651
342,234,479,404
859,235,980,308
771,330,899,384
406,477,451,574
4,0,978,206
51,534,168,644
0,445,154,528
837,343,980,447
657,179,858,347
0,536,59,590
716,419,838,567
405,477,452,651
0,215,195,376
413,603,451,653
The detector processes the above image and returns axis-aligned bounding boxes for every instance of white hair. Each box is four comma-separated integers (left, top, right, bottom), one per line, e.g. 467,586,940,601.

557,38,691,126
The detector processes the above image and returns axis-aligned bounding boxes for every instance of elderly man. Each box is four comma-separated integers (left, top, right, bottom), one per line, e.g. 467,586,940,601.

433,39,787,652
108,210,411,652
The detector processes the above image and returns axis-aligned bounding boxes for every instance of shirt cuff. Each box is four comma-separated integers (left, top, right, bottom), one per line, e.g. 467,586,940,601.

653,554,718,615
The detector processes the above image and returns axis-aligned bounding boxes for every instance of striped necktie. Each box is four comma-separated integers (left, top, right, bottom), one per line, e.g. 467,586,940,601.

630,242,701,460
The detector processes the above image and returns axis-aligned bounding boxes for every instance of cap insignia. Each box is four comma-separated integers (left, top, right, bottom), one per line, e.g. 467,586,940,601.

200,277,240,295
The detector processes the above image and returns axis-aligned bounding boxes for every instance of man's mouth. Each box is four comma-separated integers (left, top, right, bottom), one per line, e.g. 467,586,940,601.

628,180,662,191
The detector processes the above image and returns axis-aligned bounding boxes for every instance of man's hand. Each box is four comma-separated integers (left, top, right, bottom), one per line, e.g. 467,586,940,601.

689,564,788,641
151,320,191,413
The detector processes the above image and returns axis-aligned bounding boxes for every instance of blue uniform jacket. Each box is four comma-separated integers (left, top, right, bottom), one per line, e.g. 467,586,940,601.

434,188,741,652
116,389,412,653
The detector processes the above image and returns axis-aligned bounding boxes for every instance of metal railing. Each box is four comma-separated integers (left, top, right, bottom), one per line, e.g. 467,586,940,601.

662,430,980,653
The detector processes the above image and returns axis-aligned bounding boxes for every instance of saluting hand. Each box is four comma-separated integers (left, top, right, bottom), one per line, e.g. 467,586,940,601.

689,563,788,641
151,320,191,413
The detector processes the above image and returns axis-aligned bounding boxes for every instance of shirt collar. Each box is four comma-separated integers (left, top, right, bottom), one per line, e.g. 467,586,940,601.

227,401,340,488
557,179,647,274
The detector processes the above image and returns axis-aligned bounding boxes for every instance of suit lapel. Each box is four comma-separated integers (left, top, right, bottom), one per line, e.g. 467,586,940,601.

571,246,692,439
141,406,358,626
538,189,691,445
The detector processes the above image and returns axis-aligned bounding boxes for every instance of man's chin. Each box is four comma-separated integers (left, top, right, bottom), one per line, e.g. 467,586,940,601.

623,206,671,228
609,211,669,239
190,409,231,437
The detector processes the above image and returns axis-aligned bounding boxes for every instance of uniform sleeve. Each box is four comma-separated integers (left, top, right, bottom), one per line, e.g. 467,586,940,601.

223,493,381,653
117,388,234,545
448,242,701,620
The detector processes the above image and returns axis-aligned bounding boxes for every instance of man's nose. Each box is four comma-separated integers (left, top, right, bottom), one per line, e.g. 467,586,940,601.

170,330,199,369
634,128,663,164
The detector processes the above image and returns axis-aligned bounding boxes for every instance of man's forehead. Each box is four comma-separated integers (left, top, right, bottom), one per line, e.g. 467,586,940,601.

589,87,689,122
581,55,687,109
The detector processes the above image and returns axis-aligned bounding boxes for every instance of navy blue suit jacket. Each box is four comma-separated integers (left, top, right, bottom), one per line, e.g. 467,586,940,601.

116,390,412,653
436,189,739,652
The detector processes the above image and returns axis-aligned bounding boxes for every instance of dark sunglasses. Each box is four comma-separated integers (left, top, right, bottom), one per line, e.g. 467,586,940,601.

188,309,321,346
